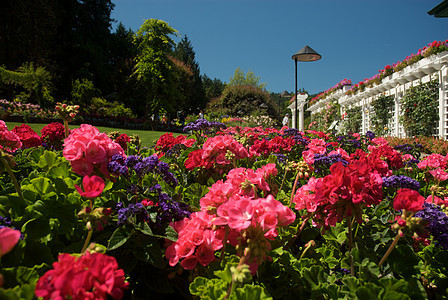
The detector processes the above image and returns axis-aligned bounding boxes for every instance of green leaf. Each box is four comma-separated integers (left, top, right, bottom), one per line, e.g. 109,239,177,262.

108,227,131,251
355,283,384,299
22,217,50,240
341,276,361,293
382,291,411,300
37,150,58,170
366,262,380,277
189,277,227,299
137,221,153,236
301,266,328,289
29,177,56,198
133,235,165,269
27,147,44,163
214,261,238,284
48,165,69,178
1,265,44,287
164,225,178,242
0,283,36,300
231,285,272,300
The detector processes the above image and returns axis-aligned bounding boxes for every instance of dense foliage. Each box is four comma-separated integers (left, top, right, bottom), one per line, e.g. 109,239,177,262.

370,95,395,137
0,2,214,120
400,79,439,137
339,106,362,134
2,118,448,299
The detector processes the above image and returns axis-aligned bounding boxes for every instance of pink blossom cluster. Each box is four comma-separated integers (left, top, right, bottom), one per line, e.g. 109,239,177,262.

417,153,447,170
302,138,327,165
165,211,224,270
200,164,278,211
185,135,248,171
0,120,22,153
166,163,295,273
63,124,125,177
35,252,128,300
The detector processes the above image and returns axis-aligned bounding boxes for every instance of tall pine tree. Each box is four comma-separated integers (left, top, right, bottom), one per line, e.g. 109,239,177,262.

173,35,206,113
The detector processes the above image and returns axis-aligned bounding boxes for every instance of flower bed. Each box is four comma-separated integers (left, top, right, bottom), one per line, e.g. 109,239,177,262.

1,119,448,299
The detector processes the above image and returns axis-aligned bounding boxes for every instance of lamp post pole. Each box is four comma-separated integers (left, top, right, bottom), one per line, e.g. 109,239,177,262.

292,45,322,130
294,59,298,129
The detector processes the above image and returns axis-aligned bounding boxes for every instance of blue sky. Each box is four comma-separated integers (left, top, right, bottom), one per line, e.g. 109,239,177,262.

111,0,447,95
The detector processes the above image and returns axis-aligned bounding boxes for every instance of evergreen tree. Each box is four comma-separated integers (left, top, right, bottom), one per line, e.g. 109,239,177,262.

133,19,180,116
202,74,226,102
173,35,206,112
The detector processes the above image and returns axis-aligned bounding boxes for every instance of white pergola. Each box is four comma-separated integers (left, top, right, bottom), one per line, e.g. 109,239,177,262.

287,93,308,130
307,51,448,139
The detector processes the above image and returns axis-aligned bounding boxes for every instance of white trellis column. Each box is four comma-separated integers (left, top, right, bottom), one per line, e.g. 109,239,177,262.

394,90,400,137
439,66,447,138
287,93,308,130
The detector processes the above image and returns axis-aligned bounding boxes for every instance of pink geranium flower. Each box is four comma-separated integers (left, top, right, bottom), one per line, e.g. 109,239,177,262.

0,227,21,257
429,168,448,182
0,120,7,131
75,175,105,198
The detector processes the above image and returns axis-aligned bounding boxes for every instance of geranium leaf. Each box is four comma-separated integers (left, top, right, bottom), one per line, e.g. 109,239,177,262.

108,227,131,251
232,285,272,300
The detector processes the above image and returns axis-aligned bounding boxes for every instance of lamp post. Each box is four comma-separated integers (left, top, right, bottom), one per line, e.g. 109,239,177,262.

292,45,321,129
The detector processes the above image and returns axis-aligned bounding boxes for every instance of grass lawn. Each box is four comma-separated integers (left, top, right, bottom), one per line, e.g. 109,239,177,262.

5,122,181,148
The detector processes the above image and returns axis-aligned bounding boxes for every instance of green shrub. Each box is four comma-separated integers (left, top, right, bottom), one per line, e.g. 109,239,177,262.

71,78,101,108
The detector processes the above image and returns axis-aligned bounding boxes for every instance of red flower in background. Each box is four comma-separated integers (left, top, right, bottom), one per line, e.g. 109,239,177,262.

12,123,41,148
155,133,195,157
41,122,65,150
393,188,425,212
35,252,128,300
115,133,131,151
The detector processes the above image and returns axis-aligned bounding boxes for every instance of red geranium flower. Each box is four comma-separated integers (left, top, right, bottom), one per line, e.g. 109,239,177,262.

41,122,65,150
35,252,129,299
12,123,42,148
393,188,425,212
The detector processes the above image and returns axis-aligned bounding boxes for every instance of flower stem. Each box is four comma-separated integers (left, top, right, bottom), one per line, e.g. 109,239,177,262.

347,218,355,276
378,232,401,267
279,167,288,192
299,240,315,260
81,229,93,254
289,170,301,208
63,119,69,139
0,155,24,202
223,249,249,300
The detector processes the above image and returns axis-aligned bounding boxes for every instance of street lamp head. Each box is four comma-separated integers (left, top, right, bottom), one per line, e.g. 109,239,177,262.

292,45,321,62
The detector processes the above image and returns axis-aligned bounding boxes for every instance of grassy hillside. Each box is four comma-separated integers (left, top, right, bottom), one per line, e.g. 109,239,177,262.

5,122,182,148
